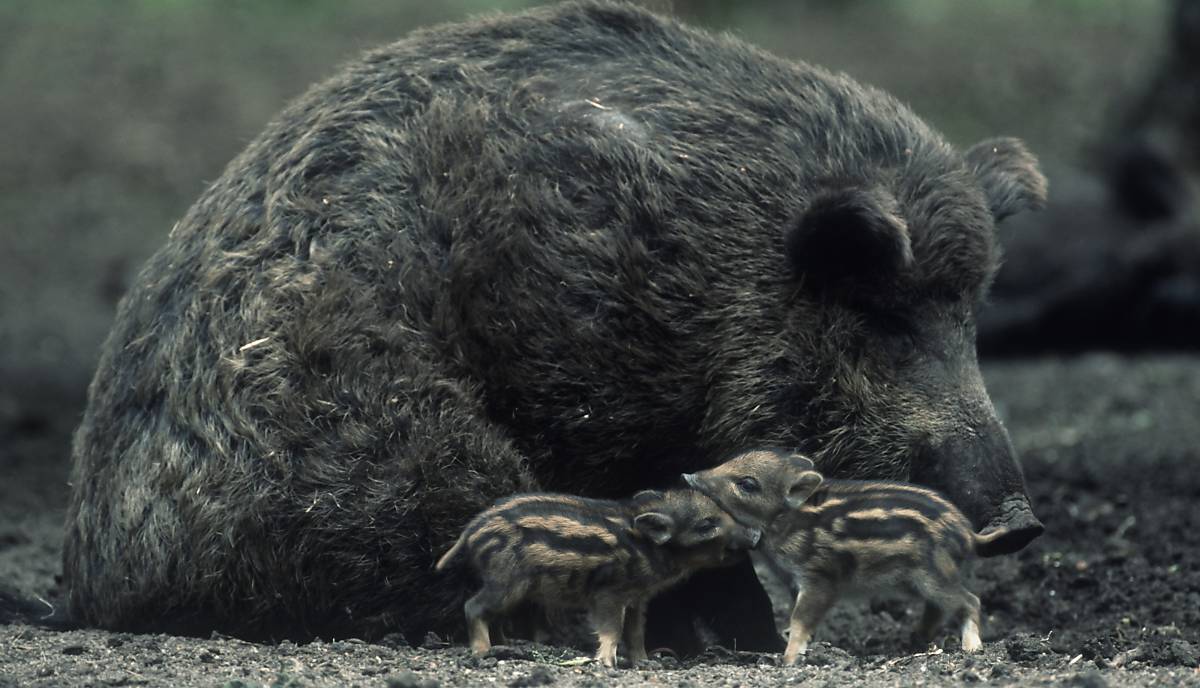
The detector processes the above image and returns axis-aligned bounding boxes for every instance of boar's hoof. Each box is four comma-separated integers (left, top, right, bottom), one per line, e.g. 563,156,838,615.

977,495,1044,556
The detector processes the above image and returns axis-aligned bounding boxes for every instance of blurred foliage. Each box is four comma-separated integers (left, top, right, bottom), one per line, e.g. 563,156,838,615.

0,0,1170,389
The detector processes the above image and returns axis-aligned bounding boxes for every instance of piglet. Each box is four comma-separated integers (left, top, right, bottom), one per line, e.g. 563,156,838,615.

685,448,1013,664
436,488,760,667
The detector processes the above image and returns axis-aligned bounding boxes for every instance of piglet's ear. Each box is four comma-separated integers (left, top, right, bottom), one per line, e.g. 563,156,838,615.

634,512,674,545
631,489,663,502
785,471,824,509
787,186,912,287
787,452,815,471
964,137,1048,223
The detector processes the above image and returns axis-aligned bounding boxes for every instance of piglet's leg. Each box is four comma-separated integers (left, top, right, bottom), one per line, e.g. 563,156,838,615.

958,589,983,653
622,600,648,665
782,578,836,666
913,601,946,650
591,597,627,669
465,581,526,655
464,589,495,655
751,551,795,641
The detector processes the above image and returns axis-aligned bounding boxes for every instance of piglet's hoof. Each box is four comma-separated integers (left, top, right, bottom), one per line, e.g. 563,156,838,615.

782,643,808,666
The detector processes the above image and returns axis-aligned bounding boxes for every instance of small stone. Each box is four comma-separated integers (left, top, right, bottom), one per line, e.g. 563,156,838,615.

509,667,556,687
420,631,449,649
756,654,779,667
653,655,680,670
386,671,439,688
961,669,983,683
468,656,499,669
1081,636,1116,661
486,644,534,661
1060,670,1108,687
803,643,853,668
1006,633,1046,663
386,673,420,688
1158,639,1198,667
378,632,410,649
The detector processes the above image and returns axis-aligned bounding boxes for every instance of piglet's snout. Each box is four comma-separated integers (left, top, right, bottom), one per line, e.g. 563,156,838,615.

734,526,762,550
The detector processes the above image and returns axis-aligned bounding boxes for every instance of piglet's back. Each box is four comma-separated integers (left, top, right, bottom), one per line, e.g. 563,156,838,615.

448,493,654,586
770,480,979,573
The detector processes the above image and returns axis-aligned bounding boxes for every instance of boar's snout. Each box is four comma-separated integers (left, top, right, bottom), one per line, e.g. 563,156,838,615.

910,423,1044,557
977,492,1044,557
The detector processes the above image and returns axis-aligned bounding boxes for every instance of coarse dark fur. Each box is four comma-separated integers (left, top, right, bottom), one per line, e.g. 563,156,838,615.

686,449,1005,664
436,489,758,667
65,1,1047,642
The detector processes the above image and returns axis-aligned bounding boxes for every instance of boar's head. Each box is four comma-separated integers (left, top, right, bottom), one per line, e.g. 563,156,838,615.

708,139,1047,556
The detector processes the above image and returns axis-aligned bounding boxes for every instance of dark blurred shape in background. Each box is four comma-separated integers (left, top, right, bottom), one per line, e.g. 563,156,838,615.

0,0,1194,429
978,0,1200,355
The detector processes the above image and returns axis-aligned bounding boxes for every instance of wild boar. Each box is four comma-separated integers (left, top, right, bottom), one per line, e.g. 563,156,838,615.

436,489,760,667
66,0,1045,644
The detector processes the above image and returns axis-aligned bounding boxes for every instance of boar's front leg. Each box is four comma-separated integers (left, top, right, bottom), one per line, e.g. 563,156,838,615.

622,600,649,665
782,577,836,666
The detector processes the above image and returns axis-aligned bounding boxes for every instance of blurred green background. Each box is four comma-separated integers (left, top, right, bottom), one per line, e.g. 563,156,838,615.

0,0,1168,407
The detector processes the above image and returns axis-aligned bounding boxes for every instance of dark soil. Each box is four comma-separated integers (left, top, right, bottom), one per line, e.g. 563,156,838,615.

2,354,1199,686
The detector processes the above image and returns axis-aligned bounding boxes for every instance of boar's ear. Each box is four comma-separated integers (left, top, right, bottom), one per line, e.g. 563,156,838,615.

786,186,913,287
785,471,824,509
634,512,675,545
964,137,1048,223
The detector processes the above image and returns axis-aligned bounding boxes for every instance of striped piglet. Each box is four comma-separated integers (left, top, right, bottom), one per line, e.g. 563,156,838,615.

436,488,760,667
685,448,1013,665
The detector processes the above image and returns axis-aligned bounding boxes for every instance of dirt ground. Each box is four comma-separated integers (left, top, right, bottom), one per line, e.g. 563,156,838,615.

2,354,1198,687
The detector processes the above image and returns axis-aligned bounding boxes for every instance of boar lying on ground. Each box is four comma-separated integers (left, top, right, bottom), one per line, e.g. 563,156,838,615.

66,0,1045,644
686,449,1009,664
436,489,759,667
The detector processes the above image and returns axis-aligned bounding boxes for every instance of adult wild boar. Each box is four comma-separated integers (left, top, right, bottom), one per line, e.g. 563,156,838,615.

65,1,1045,643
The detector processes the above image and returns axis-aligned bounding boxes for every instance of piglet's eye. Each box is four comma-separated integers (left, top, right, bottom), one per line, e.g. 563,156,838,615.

736,477,761,493
694,519,717,535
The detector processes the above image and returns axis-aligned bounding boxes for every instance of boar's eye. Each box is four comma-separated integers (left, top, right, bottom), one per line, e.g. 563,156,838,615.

736,477,761,493
869,310,921,362
693,518,718,536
